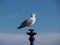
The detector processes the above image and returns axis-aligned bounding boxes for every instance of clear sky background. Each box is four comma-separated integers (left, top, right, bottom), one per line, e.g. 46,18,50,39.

0,0,60,45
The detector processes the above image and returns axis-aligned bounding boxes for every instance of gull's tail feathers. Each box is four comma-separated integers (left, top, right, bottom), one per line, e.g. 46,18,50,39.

17,25,26,29
17,26,23,29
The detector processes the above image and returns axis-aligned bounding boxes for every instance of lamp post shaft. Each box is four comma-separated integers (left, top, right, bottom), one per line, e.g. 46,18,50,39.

26,29,37,45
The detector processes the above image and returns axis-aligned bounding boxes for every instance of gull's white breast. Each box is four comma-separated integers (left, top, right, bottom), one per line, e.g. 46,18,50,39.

26,17,36,26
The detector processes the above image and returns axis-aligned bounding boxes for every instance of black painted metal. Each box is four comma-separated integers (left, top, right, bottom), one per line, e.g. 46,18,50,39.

26,29,37,45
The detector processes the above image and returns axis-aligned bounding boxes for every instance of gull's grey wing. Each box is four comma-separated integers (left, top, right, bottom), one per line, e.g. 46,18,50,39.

17,19,28,29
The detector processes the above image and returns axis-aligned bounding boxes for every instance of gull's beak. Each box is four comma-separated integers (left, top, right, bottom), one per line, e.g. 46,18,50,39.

35,14,37,17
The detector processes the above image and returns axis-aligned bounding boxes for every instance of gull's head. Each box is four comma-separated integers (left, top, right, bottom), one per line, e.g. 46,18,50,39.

31,13,36,17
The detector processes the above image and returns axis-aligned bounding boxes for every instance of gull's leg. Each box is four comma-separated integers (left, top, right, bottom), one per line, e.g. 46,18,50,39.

28,25,32,30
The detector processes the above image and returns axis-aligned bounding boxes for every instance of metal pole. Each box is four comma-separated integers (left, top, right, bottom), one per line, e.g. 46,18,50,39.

26,29,37,45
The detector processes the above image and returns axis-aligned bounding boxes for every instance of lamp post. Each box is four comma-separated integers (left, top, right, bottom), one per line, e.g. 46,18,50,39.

26,29,37,45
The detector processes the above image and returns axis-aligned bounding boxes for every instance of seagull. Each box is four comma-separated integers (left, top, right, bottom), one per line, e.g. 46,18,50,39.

17,13,36,29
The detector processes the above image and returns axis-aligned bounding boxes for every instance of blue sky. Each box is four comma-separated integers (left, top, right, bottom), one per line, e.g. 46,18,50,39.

0,0,60,45
0,0,59,33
